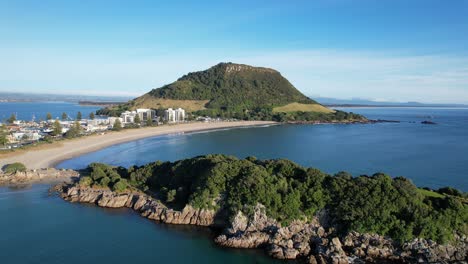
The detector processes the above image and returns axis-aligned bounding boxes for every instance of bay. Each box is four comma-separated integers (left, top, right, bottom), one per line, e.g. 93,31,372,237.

59,107,468,191
2,106,468,264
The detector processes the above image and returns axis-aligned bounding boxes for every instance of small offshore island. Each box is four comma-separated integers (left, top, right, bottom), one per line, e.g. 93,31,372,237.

54,155,467,263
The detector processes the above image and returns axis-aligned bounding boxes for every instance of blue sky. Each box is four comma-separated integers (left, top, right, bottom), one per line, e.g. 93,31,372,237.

1,0,468,103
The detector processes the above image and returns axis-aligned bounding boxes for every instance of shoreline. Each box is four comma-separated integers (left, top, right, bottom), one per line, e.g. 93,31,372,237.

0,121,276,170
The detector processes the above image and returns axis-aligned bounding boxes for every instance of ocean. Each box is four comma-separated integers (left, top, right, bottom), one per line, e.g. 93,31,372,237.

1,106,467,263
0,102,100,122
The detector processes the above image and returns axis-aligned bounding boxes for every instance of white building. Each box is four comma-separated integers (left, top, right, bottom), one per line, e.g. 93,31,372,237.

164,108,185,123
120,109,155,124
120,111,135,124
136,109,155,121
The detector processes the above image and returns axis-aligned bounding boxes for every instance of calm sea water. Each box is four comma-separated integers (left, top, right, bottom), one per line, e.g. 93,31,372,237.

1,106,468,264
59,107,468,191
0,102,99,122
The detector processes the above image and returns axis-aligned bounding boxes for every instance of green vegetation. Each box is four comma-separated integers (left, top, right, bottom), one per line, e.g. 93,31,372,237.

79,155,467,244
134,114,141,124
97,63,365,122
77,111,82,121
46,112,52,120
112,119,122,131
51,120,62,136
7,113,16,124
61,112,68,121
148,63,314,110
0,125,8,146
194,108,365,122
89,112,95,120
65,121,82,138
146,117,153,126
3,162,27,173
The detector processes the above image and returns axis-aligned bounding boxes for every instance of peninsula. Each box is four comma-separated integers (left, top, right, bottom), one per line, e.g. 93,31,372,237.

56,155,467,263
0,121,275,170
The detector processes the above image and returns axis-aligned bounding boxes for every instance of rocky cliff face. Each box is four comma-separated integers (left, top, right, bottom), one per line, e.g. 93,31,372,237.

58,185,467,263
60,185,218,226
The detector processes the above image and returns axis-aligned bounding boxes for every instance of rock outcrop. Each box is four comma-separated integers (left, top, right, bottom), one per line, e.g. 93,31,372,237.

57,184,467,263
60,185,217,226
0,168,79,185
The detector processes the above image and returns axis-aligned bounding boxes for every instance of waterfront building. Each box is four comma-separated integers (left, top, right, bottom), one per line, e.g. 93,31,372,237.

120,111,136,124
136,109,156,121
164,108,185,122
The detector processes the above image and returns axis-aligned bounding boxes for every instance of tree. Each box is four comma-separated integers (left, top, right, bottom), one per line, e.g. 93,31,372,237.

77,111,82,121
134,114,141,124
0,125,8,146
89,112,95,120
146,117,153,126
61,112,68,120
52,119,62,136
65,121,81,138
46,112,52,120
7,113,16,124
113,119,122,131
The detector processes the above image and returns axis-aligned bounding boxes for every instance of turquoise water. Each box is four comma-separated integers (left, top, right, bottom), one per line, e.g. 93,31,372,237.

59,107,468,191
0,102,100,122
0,185,279,264
1,107,468,264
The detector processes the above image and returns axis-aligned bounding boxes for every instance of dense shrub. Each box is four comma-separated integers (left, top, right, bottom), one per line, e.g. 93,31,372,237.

79,155,467,244
4,162,27,173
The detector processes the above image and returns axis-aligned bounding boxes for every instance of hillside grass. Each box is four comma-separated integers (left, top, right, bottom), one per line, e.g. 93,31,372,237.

132,95,209,112
273,102,334,113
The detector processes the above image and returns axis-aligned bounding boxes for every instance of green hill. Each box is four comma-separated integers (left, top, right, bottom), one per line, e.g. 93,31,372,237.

147,62,321,110
98,62,365,122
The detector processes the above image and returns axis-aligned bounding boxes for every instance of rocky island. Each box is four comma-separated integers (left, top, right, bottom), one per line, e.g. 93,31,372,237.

55,155,467,263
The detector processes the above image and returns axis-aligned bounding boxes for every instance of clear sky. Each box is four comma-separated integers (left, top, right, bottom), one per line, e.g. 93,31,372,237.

1,0,467,103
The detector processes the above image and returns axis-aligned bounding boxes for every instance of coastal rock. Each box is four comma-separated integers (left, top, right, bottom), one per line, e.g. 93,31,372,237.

0,168,79,185
60,186,216,226
57,184,468,263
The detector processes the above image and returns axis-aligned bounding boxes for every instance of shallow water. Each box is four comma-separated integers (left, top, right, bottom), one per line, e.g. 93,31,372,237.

0,184,282,264
2,107,467,264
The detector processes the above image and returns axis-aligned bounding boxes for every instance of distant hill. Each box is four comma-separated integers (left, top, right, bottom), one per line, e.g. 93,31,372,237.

0,92,131,103
114,62,332,114
315,97,468,108
99,63,366,122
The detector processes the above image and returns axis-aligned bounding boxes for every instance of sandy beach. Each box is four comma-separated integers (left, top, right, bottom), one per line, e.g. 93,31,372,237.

0,121,276,170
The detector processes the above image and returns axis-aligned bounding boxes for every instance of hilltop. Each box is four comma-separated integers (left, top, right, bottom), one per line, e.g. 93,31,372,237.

98,63,365,122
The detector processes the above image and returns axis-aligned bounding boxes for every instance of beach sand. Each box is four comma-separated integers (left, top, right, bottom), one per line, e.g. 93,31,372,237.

0,121,276,169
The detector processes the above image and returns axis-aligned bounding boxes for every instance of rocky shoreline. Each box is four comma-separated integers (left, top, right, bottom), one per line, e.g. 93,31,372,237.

0,168,79,186
56,184,467,264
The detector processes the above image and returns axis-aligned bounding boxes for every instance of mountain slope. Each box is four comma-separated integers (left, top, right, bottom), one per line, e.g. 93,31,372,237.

144,62,319,111
98,62,366,122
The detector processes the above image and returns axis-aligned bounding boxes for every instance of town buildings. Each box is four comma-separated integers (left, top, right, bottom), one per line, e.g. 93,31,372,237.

164,108,185,123
120,109,156,125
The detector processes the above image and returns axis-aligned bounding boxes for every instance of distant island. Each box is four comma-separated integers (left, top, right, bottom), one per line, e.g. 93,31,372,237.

97,63,366,123
0,92,132,103
57,155,468,263
315,97,468,108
